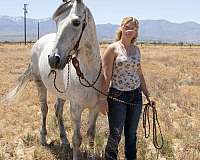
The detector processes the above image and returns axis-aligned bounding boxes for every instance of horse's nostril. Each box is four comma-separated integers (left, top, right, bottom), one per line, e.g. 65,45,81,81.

54,55,60,64
48,54,61,68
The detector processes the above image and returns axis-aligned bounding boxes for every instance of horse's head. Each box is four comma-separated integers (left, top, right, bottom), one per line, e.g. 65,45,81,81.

48,0,88,69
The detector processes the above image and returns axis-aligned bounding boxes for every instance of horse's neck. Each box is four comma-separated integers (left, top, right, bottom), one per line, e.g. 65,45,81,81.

76,10,101,76
78,45,100,76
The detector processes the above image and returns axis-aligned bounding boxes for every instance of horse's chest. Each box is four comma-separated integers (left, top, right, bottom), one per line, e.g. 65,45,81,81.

39,51,99,106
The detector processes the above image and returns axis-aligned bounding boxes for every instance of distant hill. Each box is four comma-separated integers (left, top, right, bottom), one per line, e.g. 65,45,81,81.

0,16,55,41
1,15,200,43
139,20,200,43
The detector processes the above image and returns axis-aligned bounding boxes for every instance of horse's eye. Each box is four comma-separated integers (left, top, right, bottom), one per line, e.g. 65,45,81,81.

72,19,81,27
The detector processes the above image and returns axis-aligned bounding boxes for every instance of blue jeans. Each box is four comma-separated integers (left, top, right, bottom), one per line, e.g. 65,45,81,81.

105,87,143,160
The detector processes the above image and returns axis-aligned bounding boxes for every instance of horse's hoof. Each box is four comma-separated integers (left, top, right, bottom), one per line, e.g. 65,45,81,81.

48,141,55,148
87,154,95,160
40,141,47,146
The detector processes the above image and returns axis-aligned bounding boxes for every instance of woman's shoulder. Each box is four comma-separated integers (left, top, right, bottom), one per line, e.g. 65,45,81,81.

104,41,119,56
107,41,120,50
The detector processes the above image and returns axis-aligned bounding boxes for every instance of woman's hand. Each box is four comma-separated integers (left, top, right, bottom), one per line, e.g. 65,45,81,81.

146,95,155,106
146,95,151,103
98,99,108,115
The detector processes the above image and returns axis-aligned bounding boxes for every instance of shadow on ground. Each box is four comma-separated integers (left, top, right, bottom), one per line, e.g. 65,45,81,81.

45,141,104,160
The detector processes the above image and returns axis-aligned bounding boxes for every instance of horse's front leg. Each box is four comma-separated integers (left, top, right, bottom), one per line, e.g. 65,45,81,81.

70,102,83,160
35,80,48,146
87,106,99,153
54,98,70,149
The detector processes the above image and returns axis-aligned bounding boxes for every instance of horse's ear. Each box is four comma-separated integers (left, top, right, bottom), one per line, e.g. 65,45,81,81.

53,2,72,22
76,0,83,3
62,0,82,3
62,0,71,2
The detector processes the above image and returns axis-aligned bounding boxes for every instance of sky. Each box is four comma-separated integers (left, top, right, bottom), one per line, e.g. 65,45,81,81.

0,0,200,24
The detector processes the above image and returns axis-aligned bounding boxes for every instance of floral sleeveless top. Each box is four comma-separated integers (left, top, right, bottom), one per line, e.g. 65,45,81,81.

111,41,141,91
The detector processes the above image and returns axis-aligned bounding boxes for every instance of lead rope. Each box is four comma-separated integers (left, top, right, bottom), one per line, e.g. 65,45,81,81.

50,56,164,151
70,56,136,106
48,62,71,93
73,58,164,151
82,72,165,150
143,102,164,150
73,57,141,106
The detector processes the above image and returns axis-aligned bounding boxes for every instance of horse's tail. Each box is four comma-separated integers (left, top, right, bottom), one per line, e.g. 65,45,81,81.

1,63,33,103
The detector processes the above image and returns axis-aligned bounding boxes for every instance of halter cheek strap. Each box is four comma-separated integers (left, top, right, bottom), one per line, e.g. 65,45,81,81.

65,9,87,64
73,10,87,52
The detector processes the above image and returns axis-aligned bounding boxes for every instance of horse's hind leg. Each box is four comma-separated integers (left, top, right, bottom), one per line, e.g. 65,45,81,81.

87,106,99,152
54,98,70,148
35,80,48,146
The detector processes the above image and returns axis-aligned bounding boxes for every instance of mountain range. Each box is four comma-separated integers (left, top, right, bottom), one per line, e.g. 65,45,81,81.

1,15,200,43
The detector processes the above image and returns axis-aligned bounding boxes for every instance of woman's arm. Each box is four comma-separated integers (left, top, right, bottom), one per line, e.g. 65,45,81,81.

137,64,150,100
98,44,116,115
136,47,151,102
100,45,116,99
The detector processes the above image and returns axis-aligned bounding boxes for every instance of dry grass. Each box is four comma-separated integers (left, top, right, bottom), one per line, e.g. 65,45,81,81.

0,43,199,160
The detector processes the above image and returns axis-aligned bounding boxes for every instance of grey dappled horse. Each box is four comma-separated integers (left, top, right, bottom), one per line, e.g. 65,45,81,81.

4,0,101,159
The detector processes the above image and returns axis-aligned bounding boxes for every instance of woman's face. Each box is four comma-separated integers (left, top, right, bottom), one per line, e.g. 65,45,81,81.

121,21,138,40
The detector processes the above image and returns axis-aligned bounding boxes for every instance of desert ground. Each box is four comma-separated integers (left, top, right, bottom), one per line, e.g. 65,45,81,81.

0,42,199,160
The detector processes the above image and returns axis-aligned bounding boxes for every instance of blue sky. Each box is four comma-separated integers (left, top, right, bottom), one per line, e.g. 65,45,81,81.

0,0,200,24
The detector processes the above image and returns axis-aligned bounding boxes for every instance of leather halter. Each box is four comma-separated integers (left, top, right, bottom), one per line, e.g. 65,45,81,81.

65,9,87,64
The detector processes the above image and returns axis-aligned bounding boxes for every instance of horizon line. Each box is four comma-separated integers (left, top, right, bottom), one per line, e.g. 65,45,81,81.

0,15,200,25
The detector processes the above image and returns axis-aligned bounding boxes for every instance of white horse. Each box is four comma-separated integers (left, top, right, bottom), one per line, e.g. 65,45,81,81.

4,0,101,159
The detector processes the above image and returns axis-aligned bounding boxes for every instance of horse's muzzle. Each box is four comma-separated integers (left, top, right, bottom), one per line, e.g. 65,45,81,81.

48,53,64,69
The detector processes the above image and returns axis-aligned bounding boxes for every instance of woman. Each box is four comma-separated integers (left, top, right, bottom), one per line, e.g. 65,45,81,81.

98,17,152,160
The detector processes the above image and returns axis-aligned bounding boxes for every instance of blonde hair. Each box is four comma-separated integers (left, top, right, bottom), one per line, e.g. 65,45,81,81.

115,16,139,43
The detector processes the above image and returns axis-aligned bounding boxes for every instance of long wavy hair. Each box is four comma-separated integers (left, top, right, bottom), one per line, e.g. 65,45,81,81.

115,16,139,43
